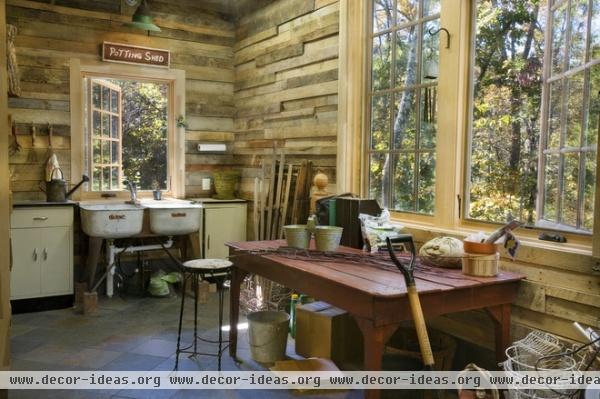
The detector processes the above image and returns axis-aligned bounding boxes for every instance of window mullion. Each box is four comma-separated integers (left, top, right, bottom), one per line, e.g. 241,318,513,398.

388,0,397,209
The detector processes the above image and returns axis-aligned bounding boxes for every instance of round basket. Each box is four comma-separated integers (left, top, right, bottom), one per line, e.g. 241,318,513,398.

385,327,457,371
461,253,499,277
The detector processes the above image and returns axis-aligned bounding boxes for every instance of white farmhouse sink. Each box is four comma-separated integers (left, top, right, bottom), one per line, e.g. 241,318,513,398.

80,203,145,239
142,199,202,236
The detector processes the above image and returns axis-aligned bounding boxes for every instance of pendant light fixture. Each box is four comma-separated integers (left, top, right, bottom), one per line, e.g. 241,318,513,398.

128,0,161,32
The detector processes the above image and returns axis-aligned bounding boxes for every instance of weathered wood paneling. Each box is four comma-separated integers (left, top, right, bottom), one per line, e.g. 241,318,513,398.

7,0,235,200
233,0,339,225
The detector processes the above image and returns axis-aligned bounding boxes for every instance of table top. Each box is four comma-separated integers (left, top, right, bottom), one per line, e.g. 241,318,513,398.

227,240,525,299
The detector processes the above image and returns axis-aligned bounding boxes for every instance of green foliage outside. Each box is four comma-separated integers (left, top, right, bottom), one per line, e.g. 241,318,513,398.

115,80,169,191
369,0,439,215
469,0,545,225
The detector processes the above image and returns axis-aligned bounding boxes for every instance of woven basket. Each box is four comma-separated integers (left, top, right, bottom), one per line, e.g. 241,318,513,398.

212,170,240,200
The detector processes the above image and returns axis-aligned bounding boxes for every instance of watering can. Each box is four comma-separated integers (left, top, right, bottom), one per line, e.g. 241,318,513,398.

40,168,89,202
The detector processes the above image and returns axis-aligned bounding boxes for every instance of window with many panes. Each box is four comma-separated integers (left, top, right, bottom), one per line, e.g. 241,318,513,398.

85,77,169,192
466,0,599,233
368,0,440,214
89,79,122,191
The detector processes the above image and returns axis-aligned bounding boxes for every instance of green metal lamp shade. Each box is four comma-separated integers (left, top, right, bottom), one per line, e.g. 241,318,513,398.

127,1,161,32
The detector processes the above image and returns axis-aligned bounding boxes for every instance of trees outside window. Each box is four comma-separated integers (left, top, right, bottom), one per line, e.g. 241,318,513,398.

368,0,440,214
86,78,169,192
466,0,599,233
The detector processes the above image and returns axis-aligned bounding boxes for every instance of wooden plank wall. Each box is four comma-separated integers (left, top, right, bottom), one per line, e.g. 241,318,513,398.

6,0,236,200
232,0,340,222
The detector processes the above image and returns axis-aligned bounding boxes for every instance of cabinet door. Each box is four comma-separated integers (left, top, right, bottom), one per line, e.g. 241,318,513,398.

40,226,72,296
10,229,42,299
204,206,247,259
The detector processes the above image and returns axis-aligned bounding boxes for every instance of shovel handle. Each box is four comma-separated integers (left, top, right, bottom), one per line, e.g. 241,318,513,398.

407,285,435,367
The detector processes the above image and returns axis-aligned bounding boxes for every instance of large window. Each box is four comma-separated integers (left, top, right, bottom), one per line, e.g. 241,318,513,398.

466,0,600,233
368,0,440,214
85,77,169,192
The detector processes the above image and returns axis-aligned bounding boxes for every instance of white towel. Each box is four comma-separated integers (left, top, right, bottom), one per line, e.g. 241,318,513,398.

45,153,61,182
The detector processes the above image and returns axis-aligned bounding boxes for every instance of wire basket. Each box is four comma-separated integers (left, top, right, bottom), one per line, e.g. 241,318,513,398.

502,331,580,399
240,274,291,315
513,331,563,356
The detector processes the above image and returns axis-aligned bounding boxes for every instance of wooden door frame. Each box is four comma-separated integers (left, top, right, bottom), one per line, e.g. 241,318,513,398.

1,0,12,373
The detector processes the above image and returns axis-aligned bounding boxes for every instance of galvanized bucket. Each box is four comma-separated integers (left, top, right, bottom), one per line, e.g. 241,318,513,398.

247,310,290,364
314,226,343,251
283,225,311,249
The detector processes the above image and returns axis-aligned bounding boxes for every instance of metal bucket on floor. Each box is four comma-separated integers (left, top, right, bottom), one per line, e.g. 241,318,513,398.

247,310,290,363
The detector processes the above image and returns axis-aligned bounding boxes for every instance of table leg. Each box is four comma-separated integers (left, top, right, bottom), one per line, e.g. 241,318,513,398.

354,317,399,399
228,266,248,359
485,304,511,364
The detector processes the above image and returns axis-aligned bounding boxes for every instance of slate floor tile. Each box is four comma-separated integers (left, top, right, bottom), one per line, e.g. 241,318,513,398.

61,348,122,369
129,339,177,358
93,335,151,353
102,353,168,371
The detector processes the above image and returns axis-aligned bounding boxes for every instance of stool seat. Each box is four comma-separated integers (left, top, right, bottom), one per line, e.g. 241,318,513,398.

182,259,232,272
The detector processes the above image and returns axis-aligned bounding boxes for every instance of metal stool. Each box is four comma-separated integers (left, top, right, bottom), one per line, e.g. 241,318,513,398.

175,259,232,371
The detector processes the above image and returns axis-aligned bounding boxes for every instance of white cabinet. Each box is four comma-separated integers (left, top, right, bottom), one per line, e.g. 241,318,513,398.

10,207,74,300
202,202,247,259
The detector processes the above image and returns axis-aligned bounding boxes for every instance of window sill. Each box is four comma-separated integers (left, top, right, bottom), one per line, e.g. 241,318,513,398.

392,217,592,261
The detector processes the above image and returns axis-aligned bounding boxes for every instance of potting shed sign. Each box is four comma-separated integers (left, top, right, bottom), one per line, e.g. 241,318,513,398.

102,42,170,68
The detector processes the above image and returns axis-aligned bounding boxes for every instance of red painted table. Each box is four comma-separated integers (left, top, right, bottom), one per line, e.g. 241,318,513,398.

227,240,525,399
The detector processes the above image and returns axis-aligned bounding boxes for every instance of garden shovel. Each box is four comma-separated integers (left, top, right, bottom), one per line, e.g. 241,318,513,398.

386,235,435,371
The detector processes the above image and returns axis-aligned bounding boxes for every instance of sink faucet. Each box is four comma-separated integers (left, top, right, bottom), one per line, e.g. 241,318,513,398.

123,180,138,204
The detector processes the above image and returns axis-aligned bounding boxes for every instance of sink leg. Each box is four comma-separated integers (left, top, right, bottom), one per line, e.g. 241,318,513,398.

106,240,115,298
106,263,114,298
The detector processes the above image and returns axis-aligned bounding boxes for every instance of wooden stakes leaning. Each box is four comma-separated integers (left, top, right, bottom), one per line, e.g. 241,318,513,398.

265,147,277,240
272,151,285,239
279,163,293,239
253,177,259,241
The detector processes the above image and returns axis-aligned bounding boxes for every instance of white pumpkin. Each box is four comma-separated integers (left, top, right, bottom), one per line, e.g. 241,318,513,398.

419,236,464,268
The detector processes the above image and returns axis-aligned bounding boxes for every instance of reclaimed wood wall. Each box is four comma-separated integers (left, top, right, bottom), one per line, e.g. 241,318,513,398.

7,0,236,200
232,0,340,206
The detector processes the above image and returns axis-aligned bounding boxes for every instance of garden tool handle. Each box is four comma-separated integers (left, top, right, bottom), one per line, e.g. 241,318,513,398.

386,235,416,283
407,285,435,368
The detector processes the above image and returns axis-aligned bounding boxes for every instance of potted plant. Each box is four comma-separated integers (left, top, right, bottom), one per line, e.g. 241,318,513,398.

152,180,162,200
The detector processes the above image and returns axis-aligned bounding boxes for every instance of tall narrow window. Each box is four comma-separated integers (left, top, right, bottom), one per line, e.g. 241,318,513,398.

538,0,599,232
89,79,122,191
466,0,599,233
368,0,440,214
466,1,546,225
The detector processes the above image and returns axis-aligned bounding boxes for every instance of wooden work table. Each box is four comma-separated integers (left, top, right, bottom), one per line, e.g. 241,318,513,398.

227,240,525,399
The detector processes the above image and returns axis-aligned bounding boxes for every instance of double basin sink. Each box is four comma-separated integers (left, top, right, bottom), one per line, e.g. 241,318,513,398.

80,199,201,239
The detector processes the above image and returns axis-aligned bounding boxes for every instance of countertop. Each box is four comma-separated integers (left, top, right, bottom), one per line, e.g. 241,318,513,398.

12,197,247,208
12,200,78,208
189,198,247,204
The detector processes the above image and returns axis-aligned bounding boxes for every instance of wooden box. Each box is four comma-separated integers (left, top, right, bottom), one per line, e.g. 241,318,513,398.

295,301,363,365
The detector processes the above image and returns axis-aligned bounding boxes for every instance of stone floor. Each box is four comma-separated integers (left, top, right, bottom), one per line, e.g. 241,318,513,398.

9,291,363,399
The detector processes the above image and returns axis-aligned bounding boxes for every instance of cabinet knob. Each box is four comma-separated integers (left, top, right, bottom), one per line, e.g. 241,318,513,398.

33,216,48,221
32,249,37,261
207,235,210,250
42,248,47,261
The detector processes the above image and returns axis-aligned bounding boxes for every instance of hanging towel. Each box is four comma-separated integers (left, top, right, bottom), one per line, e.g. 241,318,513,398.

45,153,61,182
